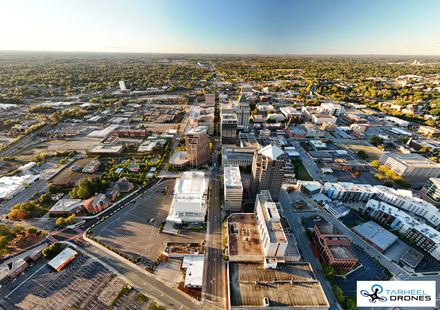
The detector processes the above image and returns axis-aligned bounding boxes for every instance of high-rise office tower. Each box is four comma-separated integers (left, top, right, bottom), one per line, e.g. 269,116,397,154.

235,95,250,130
185,126,210,167
250,144,286,201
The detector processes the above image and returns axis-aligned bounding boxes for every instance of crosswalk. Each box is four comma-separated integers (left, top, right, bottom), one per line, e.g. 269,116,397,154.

47,227,84,243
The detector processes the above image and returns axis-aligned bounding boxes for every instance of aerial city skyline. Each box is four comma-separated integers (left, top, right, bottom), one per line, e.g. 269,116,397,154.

1,1,440,310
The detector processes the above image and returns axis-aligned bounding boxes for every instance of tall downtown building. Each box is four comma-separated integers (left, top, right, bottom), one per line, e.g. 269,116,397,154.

250,144,286,201
220,107,238,144
185,126,210,168
235,95,250,130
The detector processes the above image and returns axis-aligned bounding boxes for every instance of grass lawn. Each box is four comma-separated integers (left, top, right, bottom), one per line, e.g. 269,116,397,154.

292,159,313,181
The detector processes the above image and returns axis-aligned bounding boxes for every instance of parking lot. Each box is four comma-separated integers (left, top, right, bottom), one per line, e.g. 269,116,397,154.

334,244,390,296
92,179,205,269
2,252,148,310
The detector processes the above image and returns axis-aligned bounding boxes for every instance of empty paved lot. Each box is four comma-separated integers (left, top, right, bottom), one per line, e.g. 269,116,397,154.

92,179,205,269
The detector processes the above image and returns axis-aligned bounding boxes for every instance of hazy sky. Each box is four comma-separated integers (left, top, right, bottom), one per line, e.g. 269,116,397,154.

1,0,440,55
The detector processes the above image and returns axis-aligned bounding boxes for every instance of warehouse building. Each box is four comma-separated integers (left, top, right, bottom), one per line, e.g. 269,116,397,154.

353,221,399,253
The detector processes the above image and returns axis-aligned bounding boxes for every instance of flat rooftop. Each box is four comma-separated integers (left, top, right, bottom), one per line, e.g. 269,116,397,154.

400,248,424,268
229,262,329,309
165,242,205,256
224,165,243,188
316,223,340,235
228,214,264,259
384,152,440,167
329,246,357,260
353,221,398,251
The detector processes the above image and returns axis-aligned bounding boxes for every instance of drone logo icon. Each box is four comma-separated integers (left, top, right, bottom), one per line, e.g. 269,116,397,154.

360,284,388,303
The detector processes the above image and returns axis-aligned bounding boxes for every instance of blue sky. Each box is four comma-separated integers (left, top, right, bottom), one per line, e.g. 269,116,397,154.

1,0,439,55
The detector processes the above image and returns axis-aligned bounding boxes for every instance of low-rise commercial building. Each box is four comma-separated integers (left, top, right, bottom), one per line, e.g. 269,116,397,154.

47,247,79,272
48,199,84,216
181,255,204,288
352,221,398,253
311,114,337,125
379,152,440,178
0,175,40,200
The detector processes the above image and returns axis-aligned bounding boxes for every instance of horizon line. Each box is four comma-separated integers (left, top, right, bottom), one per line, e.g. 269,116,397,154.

0,49,439,58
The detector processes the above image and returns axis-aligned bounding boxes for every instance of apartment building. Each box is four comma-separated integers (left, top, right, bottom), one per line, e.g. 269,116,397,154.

363,199,440,260
421,178,440,207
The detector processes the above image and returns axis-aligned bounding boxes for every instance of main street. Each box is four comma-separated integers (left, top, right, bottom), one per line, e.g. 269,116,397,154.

202,140,225,309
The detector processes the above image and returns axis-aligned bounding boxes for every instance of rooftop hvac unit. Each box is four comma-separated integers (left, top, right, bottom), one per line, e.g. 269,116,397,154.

263,297,270,307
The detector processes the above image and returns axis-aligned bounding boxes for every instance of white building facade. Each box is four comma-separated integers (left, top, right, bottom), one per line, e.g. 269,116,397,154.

167,171,208,223
224,165,243,212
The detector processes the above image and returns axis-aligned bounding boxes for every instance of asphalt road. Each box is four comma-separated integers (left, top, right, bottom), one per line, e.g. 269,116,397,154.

76,240,201,310
202,172,224,310
0,179,48,217
281,203,340,310
0,124,50,157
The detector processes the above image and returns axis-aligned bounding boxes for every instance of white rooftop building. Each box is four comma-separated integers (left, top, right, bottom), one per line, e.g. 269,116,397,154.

317,102,345,116
0,175,40,200
181,255,204,288
167,171,208,223
279,107,302,118
87,124,119,138
323,182,440,228
224,165,243,212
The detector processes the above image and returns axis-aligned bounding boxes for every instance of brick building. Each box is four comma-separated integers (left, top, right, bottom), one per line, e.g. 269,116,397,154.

312,224,358,270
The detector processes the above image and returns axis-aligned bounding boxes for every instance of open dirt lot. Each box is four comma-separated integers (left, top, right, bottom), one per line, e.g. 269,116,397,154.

345,144,383,159
92,179,206,269
16,138,101,159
